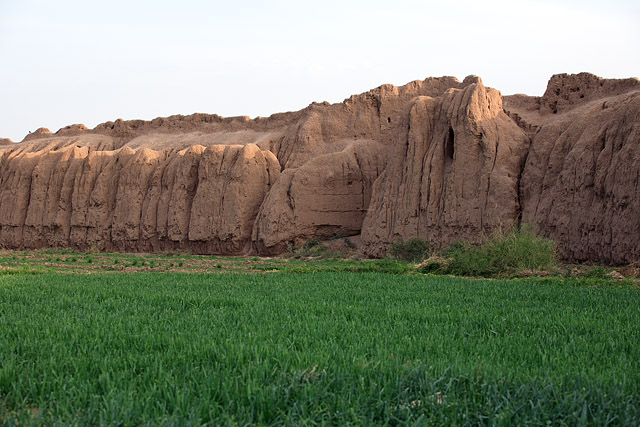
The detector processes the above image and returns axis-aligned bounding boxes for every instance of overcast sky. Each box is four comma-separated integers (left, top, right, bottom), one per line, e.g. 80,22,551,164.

1,0,638,142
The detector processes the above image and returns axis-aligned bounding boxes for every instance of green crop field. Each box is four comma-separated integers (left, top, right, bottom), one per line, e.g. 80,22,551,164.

1,270,639,425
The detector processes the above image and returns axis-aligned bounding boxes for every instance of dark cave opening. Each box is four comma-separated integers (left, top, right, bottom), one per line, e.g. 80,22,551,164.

445,126,455,160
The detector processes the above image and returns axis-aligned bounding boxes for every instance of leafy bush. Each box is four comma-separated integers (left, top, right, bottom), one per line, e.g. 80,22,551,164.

582,266,607,279
388,238,432,262
417,257,449,274
443,225,556,277
290,239,335,260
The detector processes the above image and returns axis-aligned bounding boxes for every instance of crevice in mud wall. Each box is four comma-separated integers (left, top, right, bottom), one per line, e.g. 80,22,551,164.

444,126,455,161
69,154,95,248
138,155,163,251
64,154,90,246
167,150,202,244
352,152,366,210
139,154,167,251
19,163,35,247
156,154,178,244
515,135,534,229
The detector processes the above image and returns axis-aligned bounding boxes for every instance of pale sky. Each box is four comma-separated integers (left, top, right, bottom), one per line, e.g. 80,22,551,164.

1,0,638,142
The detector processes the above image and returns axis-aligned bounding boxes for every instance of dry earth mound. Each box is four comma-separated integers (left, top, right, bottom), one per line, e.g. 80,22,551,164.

361,77,530,256
1,73,638,263
504,73,640,263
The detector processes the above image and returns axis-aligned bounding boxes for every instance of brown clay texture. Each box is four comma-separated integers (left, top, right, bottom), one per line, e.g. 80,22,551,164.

1,73,638,263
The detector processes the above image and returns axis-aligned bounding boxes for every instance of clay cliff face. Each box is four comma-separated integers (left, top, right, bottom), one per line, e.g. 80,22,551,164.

505,73,640,264
252,139,387,254
0,143,279,253
1,72,638,263
361,77,530,256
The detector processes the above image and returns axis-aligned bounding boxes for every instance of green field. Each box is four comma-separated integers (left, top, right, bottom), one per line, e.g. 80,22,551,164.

1,270,639,425
0,249,414,275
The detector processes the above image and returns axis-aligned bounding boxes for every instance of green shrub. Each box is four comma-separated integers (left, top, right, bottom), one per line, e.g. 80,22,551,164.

304,239,320,248
441,240,467,257
290,239,334,260
417,259,448,274
388,238,431,262
343,238,356,249
583,266,607,279
444,225,556,277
